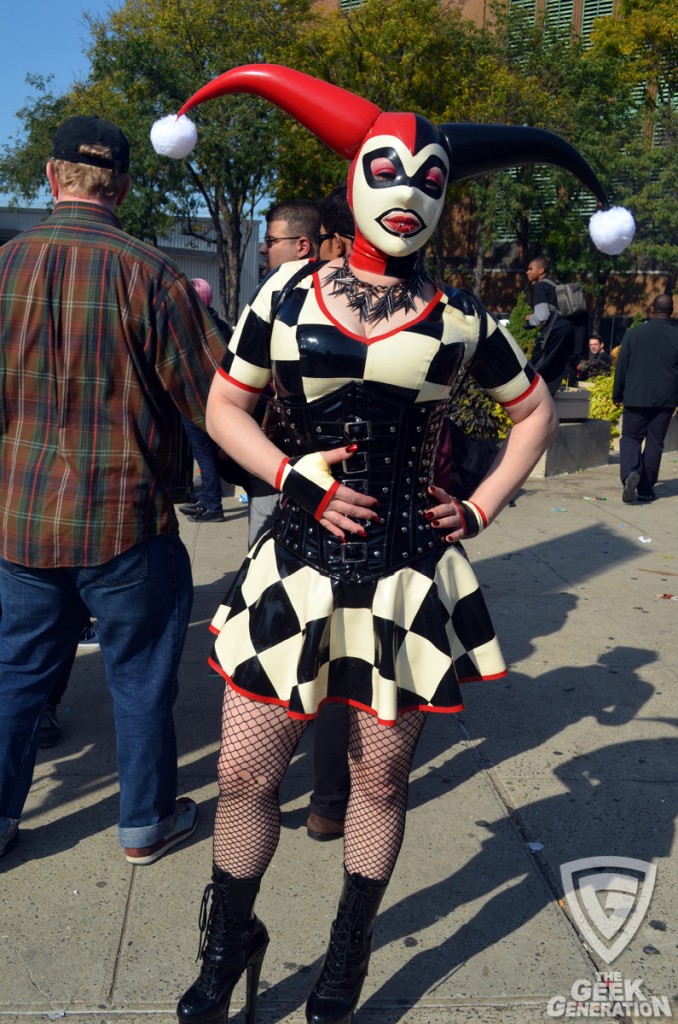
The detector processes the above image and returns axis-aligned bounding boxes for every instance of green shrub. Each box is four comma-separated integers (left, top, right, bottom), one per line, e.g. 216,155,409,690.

590,373,622,438
506,292,535,361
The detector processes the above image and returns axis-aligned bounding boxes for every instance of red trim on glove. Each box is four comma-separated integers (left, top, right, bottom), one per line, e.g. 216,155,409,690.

275,457,291,491
314,479,340,521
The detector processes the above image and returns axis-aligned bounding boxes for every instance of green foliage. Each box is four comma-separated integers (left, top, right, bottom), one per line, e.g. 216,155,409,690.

590,373,622,437
507,292,536,360
3,0,678,313
450,377,509,441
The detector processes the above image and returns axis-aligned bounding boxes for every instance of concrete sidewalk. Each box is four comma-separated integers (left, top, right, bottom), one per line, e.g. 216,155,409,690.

2,457,677,1023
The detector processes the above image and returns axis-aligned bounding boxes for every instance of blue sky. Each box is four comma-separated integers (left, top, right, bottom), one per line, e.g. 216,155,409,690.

1,1,119,202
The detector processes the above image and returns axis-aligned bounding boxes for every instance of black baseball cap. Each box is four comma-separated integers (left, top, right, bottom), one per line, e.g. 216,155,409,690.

52,116,130,173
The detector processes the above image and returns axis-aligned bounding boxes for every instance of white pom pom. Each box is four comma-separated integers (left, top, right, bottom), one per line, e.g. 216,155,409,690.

150,114,198,159
589,206,636,255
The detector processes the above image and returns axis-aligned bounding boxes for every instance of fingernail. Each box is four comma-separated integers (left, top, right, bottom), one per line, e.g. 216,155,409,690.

432,519,440,527
357,528,367,538
346,443,359,453
424,510,434,521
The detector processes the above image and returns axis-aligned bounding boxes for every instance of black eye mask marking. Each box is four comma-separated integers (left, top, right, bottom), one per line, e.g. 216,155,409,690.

363,147,447,198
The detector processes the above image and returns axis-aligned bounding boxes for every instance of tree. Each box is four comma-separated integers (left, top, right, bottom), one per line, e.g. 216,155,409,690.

588,0,678,292
0,0,314,321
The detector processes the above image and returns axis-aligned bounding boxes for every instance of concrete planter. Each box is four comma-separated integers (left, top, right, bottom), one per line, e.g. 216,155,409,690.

531,419,611,477
553,387,591,421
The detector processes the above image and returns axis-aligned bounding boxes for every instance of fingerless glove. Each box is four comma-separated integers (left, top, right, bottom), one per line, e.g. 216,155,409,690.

276,453,340,521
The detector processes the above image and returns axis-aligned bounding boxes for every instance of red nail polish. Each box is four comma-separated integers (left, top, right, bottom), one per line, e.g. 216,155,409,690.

432,519,440,527
357,528,367,538
424,510,434,521
346,443,359,453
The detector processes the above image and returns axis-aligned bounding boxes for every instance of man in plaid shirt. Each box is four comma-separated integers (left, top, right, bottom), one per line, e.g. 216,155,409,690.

0,116,226,863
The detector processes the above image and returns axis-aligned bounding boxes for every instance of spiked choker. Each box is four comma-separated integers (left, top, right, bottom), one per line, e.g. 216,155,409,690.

326,257,433,324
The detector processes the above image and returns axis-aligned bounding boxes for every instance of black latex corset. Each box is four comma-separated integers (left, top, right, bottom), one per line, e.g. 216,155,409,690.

270,381,450,584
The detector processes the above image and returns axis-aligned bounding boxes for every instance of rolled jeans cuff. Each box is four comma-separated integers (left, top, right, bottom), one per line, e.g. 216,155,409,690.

117,811,175,849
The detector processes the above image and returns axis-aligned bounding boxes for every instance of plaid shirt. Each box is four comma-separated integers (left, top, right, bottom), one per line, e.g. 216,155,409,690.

0,201,226,567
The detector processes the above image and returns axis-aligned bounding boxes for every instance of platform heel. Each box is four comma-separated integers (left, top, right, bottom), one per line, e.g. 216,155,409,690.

177,866,269,1024
306,868,387,1024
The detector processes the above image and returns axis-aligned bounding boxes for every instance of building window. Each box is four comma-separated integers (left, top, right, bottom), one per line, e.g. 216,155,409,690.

580,0,614,41
509,0,537,19
545,0,575,37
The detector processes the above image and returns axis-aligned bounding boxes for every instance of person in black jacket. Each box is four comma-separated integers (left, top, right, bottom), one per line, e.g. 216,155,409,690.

613,293,678,503
524,256,580,394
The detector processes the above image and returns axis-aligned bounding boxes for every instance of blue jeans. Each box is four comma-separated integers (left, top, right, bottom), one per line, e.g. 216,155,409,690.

182,417,223,510
0,535,193,848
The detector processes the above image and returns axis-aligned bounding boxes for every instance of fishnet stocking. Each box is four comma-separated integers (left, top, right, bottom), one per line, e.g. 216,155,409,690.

213,686,307,877
344,707,425,882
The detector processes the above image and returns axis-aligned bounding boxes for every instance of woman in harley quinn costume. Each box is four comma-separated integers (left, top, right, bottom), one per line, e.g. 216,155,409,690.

152,65,634,1024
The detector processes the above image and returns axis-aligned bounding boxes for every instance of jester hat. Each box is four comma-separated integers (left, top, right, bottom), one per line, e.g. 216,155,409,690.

151,63,635,256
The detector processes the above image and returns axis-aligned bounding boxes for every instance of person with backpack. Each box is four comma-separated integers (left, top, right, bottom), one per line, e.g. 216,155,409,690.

524,256,586,393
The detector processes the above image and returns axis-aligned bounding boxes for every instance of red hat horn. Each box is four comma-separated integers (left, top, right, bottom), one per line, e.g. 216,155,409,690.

178,64,381,161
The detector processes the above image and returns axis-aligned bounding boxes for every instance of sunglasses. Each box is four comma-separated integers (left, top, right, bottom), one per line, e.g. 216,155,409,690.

318,232,355,245
263,235,301,248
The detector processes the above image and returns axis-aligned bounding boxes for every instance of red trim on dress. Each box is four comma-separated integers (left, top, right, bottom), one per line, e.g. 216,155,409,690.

208,658,507,722
218,367,262,393
313,273,443,345
500,374,540,408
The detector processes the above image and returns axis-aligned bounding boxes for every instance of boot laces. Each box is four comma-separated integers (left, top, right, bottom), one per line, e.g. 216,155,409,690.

318,888,369,993
196,881,227,963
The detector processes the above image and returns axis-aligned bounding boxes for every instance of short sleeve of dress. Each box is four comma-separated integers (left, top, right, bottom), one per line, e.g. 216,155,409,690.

468,312,538,408
218,266,298,394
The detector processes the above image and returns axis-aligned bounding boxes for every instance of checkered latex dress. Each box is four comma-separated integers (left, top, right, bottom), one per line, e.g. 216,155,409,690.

208,261,537,725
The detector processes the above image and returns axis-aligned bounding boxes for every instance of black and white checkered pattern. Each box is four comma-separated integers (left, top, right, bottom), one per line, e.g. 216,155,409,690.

209,537,506,725
209,262,535,723
219,261,535,408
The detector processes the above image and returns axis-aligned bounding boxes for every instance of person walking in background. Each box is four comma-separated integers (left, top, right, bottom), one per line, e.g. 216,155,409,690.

613,293,678,504
0,116,225,862
524,256,579,394
179,278,233,523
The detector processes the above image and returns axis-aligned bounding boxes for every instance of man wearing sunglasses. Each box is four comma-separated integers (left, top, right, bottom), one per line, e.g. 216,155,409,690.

259,198,321,275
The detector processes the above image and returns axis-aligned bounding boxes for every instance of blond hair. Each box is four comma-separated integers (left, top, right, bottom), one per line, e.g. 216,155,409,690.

50,143,129,201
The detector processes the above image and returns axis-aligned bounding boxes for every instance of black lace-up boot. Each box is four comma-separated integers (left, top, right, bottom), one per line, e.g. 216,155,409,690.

306,868,388,1024
177,866,269,1024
